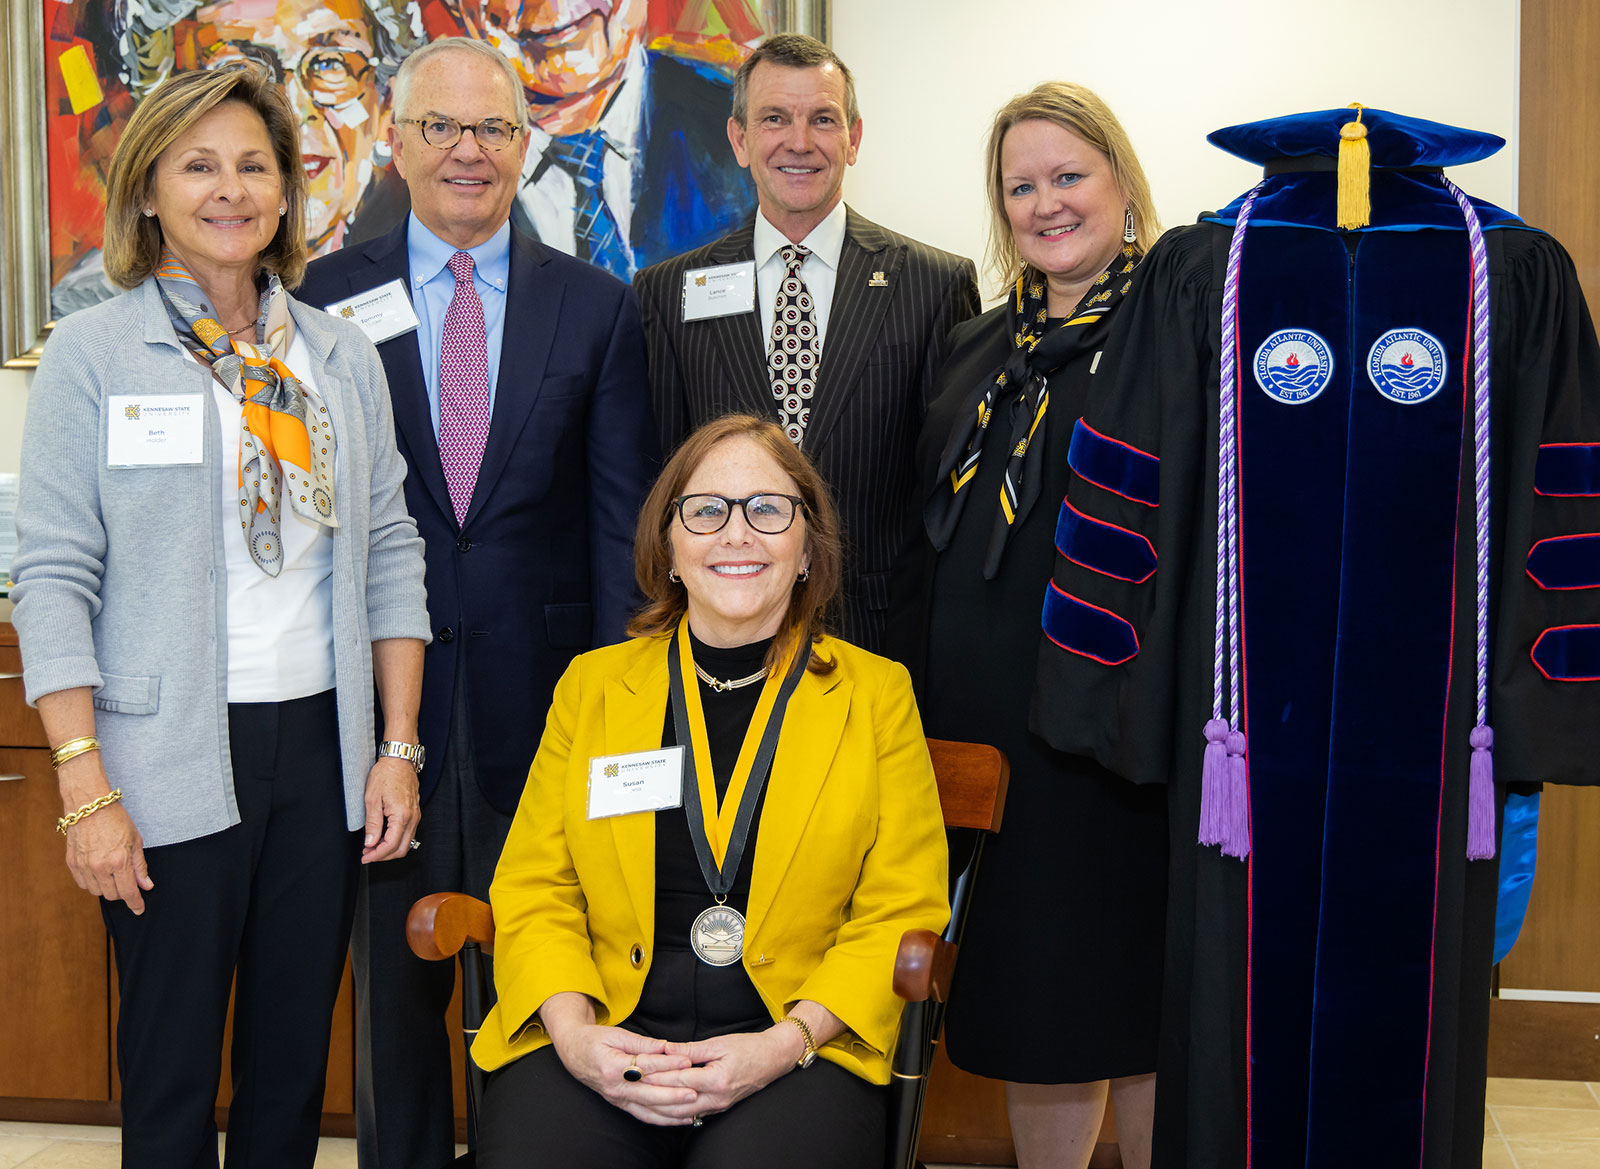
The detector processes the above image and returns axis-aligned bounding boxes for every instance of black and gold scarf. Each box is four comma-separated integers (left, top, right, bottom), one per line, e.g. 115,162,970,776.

925,245,1139,578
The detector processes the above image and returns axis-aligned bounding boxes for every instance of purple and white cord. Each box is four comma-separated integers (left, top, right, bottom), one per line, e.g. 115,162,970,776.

1216,184,1263,728
1441,176,1497,860
1198,183,1263,860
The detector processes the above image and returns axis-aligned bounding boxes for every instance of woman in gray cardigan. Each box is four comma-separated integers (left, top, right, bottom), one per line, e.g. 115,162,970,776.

11,68,430,1168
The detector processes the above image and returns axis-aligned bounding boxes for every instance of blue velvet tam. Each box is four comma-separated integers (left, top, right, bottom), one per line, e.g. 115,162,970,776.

1204,107,1526,233
1208,107,1505,169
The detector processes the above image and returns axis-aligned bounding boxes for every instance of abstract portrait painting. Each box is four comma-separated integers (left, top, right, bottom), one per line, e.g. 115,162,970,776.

35,0,821,327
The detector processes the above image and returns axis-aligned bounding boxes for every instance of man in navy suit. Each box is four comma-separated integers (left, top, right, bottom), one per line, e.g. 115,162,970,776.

444,0,757,279
299,35,656,1169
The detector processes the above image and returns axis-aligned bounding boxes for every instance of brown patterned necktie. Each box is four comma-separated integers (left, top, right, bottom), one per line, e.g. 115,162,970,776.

767,244,819,446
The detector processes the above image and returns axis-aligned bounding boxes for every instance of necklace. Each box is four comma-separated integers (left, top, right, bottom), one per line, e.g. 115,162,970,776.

694,661,768,692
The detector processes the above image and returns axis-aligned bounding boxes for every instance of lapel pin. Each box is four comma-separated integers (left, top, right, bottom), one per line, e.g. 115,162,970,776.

868,271,888,288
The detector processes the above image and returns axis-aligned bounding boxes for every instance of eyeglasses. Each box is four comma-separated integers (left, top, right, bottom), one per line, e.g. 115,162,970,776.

673,494,805,535
203,42,374,109
396,116,521,151
297,48,373,108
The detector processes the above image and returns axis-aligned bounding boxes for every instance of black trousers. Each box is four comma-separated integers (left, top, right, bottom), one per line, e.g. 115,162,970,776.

103,690,358,1169
353,665,513,1169
476,1046,887,1169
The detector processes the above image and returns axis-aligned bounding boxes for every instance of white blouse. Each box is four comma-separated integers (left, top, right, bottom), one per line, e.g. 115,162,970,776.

207,331,336,702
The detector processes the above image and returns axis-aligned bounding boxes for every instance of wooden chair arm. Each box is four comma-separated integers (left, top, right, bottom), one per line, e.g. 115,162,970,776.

406,891,496,961
893,928,959,1004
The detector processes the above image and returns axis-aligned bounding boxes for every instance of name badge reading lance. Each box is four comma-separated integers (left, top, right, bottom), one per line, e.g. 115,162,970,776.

107,394,206,467
682,261,757,322
324,279,420,345
587,746,686,820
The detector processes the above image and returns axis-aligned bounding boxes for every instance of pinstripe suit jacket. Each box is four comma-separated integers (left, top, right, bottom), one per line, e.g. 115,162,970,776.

636,207,980,651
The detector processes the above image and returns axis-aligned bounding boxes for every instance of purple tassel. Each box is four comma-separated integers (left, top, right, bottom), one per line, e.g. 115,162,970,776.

1221,729,1251,859
1199,720,1250,857
1198,719,1230,847
1467,723,1496,860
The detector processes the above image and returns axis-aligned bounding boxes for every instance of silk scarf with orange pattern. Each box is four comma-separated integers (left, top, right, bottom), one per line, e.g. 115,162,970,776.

156,250,338,576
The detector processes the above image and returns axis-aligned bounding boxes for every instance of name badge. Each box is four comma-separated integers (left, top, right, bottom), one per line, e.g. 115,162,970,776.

324,279,420,345
682,261,756,322
107,394,206,467
587,746,686,820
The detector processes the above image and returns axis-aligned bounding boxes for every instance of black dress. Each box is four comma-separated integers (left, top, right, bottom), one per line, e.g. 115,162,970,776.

902,303,1168,1084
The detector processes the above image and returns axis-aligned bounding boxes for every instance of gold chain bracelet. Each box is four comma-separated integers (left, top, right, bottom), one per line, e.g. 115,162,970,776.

49,735,101,769
56,789,123,835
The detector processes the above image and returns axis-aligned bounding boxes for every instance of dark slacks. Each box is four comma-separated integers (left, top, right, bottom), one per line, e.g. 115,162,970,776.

476,1046,887,1169
354,668,513,1169
103,690,358,1169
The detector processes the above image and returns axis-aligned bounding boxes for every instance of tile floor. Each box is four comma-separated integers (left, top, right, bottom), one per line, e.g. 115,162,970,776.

1,1078,1595,1168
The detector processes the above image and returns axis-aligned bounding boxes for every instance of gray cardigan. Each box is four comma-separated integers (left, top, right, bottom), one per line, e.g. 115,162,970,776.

11,277,431,847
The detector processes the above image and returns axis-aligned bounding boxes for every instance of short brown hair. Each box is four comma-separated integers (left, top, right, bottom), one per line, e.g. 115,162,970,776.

984,82,1160,293
103,68,309,290
628,415,843,672
732,33,859,126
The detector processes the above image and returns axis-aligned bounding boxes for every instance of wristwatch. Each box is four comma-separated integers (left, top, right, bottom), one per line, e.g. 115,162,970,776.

782,1015,818,1069
378,740,427,773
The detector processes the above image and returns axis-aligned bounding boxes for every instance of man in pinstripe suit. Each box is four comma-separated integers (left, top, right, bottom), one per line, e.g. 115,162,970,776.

636,34,980,653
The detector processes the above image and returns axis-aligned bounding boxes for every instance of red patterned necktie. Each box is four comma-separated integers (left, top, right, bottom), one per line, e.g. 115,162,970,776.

768,244,819,446
438,250,491,525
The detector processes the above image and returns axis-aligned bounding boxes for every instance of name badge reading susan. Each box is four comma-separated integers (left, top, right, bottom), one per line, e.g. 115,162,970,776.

682,261,756,321
587,747,686,819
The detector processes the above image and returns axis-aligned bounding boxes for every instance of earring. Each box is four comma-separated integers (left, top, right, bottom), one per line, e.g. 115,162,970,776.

143,208,155,218
1123,206,1136,245
278,205,287,216
797,568,810,583
668,569,680,583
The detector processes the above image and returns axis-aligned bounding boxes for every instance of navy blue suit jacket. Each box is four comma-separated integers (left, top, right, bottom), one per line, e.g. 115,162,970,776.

299,221,657,813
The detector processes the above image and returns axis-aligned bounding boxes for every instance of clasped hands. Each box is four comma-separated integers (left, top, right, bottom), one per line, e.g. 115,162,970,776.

542,994,806,1127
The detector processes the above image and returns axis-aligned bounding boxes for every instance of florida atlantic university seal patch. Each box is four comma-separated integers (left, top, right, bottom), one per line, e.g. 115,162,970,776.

1367,328,1448,404
1254,329,1335,404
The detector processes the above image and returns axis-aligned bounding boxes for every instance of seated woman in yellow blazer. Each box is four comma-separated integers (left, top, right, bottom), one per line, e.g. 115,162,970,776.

471,414,950,1169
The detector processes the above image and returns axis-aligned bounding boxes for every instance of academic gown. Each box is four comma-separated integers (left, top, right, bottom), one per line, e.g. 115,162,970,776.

1029,191,1600,1169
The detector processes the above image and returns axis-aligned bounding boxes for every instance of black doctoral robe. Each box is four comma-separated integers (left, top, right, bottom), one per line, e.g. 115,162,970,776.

1028,110,1600,1169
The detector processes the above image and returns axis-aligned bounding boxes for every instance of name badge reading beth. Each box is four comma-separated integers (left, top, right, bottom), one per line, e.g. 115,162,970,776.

682,261,756,322
324,279,420,345
587,746,686,820
107,394,205,467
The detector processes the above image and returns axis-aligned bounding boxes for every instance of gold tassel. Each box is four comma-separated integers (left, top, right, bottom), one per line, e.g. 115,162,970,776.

1337,102,1370,230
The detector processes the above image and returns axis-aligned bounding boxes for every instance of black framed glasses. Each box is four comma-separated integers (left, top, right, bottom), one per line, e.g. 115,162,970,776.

396,115,521,151
673,494,805,535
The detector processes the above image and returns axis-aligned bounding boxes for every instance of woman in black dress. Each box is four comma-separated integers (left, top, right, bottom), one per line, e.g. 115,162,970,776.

905,83,1167,1169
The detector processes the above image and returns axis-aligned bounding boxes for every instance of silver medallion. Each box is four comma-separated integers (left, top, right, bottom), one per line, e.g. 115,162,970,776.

690,903,745,966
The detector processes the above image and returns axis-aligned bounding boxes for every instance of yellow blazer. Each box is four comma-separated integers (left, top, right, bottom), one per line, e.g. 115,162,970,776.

472,633,950,1083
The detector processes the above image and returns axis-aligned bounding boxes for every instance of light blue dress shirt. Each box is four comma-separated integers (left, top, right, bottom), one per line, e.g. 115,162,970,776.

406,214,511,435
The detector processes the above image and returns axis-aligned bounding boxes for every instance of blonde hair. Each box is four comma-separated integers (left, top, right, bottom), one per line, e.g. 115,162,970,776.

984,82,1159,292
628,415,843,674
103,67,309,290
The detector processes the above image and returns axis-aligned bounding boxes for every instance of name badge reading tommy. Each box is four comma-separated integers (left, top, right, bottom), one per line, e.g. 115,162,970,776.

587,746,686,820
323,279,420,345
107,394,206,467
682,261,756,322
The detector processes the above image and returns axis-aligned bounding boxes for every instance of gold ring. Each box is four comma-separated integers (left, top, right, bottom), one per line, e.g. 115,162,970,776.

623,1063,642,1083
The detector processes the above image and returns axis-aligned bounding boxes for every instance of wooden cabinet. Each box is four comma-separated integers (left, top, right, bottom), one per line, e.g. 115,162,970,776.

0,627,111,1101
0,622,356,1130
